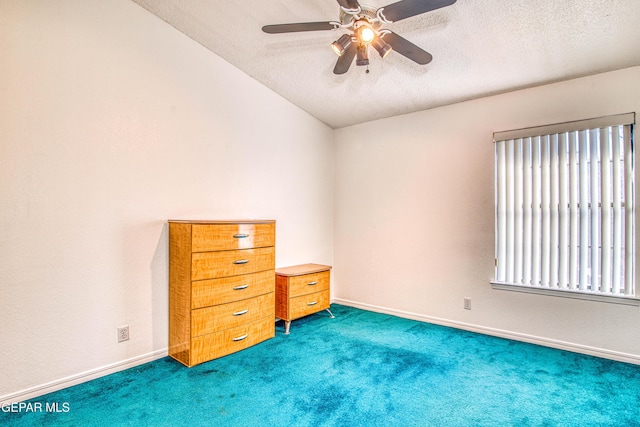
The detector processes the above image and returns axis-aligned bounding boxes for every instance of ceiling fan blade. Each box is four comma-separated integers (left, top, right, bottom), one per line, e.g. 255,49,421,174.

336,0,361,10
262,22,338,34
379,0,456,22
382,32,433,64
333,43,357,74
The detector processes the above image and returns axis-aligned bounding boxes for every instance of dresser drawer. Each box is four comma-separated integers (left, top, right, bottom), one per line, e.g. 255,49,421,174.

191,293,274,337
289,290,330,320
191,223,275,252
190,317,275,364
289,271,330,298
191,270,275,309
191,247,275,281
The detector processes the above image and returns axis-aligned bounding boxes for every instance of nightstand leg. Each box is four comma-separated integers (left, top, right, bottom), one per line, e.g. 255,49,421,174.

284,320,291,335
326,308,335,318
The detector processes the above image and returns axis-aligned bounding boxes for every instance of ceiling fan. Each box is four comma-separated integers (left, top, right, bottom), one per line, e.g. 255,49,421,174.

262,0,457,74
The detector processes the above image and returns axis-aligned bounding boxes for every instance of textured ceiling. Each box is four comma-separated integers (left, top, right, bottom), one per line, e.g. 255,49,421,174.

130,0,640,129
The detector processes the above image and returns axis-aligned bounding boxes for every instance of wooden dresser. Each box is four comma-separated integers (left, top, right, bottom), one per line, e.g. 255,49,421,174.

275,263,333,334
169,220,275,367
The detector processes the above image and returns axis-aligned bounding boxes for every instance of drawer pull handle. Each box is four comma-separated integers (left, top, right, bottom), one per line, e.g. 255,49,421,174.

307,301,318,306
233,259,249,265
232,334,248,342
308,281,318,286
233,284,249,290
233,309,248,316
233,234,249,239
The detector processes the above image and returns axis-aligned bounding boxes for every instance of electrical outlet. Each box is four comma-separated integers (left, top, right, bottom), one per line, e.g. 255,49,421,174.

117,326,130,343
464,298,471,310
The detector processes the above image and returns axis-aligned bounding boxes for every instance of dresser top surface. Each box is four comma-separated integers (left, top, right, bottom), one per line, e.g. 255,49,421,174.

168,220,275,224
275,263,332,277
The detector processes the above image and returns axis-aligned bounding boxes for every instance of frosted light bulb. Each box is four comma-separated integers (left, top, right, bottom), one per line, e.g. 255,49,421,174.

360,27,375,44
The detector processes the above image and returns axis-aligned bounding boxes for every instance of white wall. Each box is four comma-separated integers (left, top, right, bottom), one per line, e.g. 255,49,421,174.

2,0,639,405
0,0,333,400
334,66,640,362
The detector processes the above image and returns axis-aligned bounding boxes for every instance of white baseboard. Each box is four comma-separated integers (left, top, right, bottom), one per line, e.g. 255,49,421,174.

0,349,168,406
332,298,640,366
4,300,639,405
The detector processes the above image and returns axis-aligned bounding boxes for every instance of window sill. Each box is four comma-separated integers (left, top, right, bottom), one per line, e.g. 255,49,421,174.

491,282,640,306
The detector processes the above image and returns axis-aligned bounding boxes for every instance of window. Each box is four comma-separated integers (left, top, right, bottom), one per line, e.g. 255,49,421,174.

493,113,636,302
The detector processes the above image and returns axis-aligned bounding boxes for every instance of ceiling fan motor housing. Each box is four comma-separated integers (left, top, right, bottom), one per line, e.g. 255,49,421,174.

339,4,382,28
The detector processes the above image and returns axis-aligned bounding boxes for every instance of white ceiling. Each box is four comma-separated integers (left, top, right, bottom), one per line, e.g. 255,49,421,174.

130,0,640,129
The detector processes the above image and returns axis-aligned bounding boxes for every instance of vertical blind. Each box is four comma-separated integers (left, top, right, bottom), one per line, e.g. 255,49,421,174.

494,113,635,297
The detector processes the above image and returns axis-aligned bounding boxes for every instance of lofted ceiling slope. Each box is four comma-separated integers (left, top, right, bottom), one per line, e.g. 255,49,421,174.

130,0,640,129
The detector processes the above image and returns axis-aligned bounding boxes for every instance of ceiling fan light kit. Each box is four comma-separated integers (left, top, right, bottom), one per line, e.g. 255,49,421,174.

331,34,353,56
356,44,370,66
354,20,376,44
262,0,457,74
372,37,393,58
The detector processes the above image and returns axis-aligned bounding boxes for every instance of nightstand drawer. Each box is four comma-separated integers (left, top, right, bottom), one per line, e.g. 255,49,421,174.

289,290,330,320
191,293,274,337
289,271,330,298
191,270,275,309
191,223,275,252
191,317,275,364
191,247,275,281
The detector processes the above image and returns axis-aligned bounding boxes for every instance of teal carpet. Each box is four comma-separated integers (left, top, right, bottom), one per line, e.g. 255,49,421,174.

3,304,640,426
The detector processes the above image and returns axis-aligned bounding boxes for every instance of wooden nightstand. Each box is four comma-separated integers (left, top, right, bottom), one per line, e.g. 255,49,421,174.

275,263,334,334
